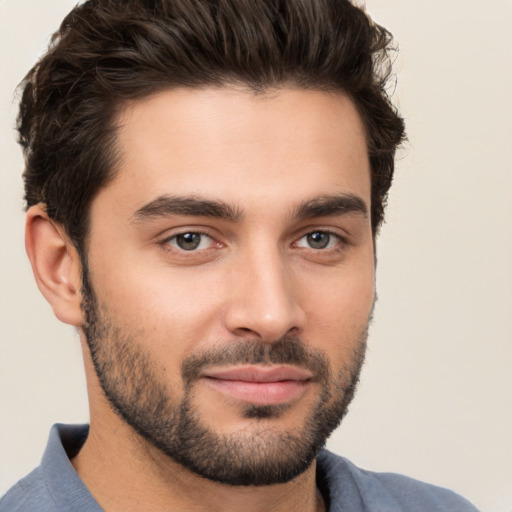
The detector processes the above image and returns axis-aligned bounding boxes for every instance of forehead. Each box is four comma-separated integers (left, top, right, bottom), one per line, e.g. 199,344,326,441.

97,87,370,218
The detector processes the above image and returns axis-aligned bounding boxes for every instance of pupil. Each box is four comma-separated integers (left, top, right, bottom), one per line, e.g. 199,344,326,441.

177,233,201,250
307,232,329,249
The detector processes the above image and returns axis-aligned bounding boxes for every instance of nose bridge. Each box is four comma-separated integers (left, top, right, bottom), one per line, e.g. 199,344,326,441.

224,239,304,340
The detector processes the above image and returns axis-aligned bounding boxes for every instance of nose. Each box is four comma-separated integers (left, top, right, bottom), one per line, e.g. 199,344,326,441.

223,247,306,341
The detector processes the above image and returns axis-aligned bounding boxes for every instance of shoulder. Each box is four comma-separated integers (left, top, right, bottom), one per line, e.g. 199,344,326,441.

0,467,55,512
316,450,480,512
0,424,96,512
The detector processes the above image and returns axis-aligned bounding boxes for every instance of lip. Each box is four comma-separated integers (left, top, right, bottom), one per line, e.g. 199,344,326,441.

201,365,313,405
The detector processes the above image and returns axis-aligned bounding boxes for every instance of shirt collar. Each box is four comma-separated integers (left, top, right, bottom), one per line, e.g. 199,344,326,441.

41,423,103,512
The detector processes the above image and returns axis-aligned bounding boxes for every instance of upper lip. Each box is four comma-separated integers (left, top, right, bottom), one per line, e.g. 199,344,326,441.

202,365,313,383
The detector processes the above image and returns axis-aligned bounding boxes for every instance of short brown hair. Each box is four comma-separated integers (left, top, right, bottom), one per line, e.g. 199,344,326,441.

18,0,405,251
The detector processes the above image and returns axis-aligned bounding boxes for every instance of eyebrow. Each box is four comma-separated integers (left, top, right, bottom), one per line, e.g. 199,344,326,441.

293,194,368,220
131,192,367,224
131,195,243,222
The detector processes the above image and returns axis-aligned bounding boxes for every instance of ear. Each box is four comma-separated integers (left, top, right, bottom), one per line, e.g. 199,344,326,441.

25,205,84,327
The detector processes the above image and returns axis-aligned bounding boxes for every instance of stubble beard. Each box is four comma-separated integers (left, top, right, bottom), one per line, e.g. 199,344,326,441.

80,263,369,486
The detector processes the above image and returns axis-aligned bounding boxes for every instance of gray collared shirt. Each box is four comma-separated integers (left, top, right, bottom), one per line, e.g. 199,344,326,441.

0,424,479,511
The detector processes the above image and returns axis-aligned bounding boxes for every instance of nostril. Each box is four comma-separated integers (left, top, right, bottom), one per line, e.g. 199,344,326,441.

232,327,260,339
286,326,300,337
230,325,302,343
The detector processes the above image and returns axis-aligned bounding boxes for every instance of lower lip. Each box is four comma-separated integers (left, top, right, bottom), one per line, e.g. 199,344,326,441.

203,378,308,405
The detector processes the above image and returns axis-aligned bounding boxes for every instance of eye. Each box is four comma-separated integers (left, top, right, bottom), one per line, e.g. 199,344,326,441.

296,231,340,250
165,232,214,251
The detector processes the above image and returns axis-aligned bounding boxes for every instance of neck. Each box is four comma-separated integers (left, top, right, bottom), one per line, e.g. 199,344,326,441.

72,414,325,512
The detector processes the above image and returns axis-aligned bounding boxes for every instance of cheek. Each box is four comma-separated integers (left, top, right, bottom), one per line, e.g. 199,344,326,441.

298,260,374,355
300,249,375,312
88,253,226,366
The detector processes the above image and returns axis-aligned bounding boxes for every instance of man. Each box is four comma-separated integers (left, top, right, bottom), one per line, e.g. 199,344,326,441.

0,0,480,511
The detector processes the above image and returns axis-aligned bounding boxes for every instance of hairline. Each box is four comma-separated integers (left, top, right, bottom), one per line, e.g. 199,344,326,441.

75,81,374,255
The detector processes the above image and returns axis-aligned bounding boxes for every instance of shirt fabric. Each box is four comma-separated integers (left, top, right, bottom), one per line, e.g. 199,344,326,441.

0,424,480,512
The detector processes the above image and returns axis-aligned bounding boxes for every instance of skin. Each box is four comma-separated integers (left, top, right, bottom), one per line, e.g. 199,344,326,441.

26,87,375,512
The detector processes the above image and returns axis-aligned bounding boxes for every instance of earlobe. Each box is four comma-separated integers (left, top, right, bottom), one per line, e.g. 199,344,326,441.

25,205,84,327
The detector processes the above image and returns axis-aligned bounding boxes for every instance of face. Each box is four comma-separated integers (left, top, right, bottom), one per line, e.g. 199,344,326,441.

81,87,375,485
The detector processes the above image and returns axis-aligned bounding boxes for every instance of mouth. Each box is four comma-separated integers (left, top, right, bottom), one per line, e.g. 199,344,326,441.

201,365,313,405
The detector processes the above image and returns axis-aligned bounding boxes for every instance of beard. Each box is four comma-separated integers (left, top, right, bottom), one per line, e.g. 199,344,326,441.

80,262,369,486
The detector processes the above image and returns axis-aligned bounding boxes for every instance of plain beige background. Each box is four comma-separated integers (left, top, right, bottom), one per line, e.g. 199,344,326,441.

1,1,511,510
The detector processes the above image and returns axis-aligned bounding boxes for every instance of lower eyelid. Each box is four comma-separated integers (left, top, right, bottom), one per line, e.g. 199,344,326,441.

160,230,347,252
295,231,344,249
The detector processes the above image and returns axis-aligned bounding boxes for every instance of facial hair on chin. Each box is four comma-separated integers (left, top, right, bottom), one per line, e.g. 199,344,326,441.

80,262,369,486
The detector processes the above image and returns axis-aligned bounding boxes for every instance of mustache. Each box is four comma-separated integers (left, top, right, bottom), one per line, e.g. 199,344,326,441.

181,337,330,386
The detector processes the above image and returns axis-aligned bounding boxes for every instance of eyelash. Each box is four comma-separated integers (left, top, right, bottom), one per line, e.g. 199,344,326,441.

294,230,346,251
159,228,347,255
160,230,217,253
